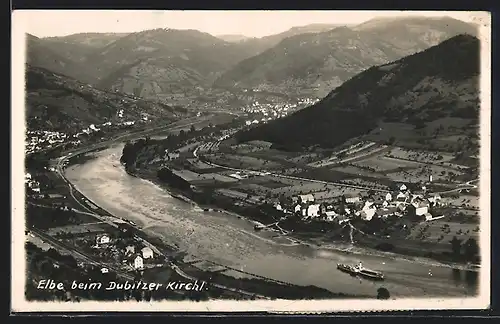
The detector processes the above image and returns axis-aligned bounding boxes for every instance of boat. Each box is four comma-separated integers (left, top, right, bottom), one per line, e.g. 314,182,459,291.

337,263,359,277
337,262,385,281
358,267,385,281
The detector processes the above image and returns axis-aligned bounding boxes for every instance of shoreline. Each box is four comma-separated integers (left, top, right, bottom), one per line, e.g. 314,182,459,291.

123,165,478,273
60,149,372,298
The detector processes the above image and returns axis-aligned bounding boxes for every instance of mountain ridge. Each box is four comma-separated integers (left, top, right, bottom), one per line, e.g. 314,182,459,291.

235,34,480,153
214,17,477,97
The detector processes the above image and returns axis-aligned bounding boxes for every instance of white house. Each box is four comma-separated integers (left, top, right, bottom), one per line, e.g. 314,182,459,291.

385,193,392,201
307,204,321,218
360,208,376,221
294,204,302,213
134,256,144,270
141,247,154,259
400,184,407,192
325,210,337,221
275,204,283,211
411,201,429,216
125,245,135,255
101,268,109,274
96,234,110,245
298,194,315,204
363,201,375,210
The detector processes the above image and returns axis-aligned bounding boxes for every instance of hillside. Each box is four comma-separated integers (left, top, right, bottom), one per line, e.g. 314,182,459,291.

235,34,480,153
44,32,128,48
26,34,97,84
40,32,128,63
25,65,186,133
227,23,350,61
214,17,477,97
80,28,264,99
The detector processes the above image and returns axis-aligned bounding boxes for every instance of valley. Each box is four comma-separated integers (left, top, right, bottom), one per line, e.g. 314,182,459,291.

20,12,486,304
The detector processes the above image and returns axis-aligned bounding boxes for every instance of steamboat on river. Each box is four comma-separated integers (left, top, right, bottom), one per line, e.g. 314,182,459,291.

337,262,385,281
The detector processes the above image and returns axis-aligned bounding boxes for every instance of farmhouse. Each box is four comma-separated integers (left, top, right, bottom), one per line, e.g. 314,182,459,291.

359,208,376,221
408,200,429,216
298,194,315,204
125,245,135,255
141,247,154,259
307,204,321,217
325,210,337,221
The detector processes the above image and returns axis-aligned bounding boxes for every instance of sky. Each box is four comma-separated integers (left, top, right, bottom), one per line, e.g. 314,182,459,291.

14,10,484,39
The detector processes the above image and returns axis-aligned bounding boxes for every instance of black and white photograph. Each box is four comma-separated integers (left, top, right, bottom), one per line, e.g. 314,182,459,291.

11,10,491,312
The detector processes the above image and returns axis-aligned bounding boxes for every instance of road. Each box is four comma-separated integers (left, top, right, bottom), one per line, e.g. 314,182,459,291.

194,137,478,197
196,141,391,193
31,228,136,281
43,116,273,299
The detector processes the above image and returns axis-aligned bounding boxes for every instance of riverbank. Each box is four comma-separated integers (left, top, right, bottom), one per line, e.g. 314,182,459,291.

123,162,479,273
57,150,372,299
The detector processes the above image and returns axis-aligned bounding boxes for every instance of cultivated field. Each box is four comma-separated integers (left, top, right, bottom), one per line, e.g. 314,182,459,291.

352,155,423,172
407,220,480,244
385,164,465,183
173,169,238,183
386,147,455,163
45,222,114,236
208,154,282,170
329,165,383,178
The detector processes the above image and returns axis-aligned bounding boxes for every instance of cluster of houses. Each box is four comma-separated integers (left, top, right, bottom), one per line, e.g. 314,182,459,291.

274,184,444,224
25,172,41,193
25,130,68,154
94,234,156,272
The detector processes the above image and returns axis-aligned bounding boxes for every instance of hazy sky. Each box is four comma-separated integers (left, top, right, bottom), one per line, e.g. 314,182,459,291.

15,10,482,39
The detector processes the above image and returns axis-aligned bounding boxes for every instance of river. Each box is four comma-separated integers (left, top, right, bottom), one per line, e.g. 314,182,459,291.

65,144,479,298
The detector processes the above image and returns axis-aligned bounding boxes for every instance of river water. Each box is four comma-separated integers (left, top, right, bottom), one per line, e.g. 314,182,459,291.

65,144,478,298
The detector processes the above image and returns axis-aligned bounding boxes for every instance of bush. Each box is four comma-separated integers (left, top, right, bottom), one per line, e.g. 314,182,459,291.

377,287,390,300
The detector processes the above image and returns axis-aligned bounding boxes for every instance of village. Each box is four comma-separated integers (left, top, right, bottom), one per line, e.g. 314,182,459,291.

273,181,444,225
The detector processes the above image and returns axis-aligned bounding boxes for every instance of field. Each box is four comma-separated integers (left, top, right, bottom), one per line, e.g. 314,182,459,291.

407,220,480,244
442,194,480,209
45,222,115,236
208,154,282,170
352,155,423,172
385,164,465,183
329,165,383,177
268,182,360,198
338,178,390,191
386,147,455,163
172,169,238,183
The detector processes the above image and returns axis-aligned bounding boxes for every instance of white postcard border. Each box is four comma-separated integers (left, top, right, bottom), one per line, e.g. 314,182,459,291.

11,10,492,313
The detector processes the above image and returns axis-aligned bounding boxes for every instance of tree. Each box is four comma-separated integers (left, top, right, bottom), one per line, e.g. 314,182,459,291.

463,238,479,262
190,125,196,133
377,287,390,299
450,236,462,259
